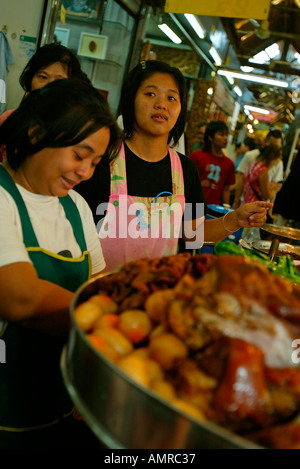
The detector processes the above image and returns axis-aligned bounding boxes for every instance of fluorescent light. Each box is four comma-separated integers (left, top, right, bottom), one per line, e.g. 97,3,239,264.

250,50,270,64
240,66,254,73
244,105,270,115
265,43,280,59
209,46,222,66
226,75,234,85
158,24,182,44
217,69,288,88
234,85,242,96
184,14,206,39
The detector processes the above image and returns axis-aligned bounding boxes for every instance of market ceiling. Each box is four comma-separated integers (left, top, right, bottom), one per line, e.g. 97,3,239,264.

144,0,300,124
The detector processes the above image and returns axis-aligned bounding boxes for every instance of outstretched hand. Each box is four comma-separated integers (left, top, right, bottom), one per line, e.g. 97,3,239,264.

234,201,273,229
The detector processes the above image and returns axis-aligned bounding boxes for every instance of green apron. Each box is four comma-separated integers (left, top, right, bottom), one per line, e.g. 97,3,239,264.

0,165,90,440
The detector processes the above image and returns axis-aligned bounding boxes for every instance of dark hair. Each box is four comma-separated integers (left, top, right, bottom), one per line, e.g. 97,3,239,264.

203,120,228,152
266,129,282,142
244,136,256,151
120,60,187,146
257,144,280,167
19,44,91,92
0,78,121,170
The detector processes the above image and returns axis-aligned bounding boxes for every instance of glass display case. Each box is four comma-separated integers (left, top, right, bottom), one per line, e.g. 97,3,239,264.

42,0,137,116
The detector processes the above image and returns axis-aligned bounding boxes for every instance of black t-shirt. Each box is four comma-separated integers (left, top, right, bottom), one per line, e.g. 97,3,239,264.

75,144,207,224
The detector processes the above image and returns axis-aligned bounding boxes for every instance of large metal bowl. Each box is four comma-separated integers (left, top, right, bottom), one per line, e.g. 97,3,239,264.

60,274,261,449
261,224,300,245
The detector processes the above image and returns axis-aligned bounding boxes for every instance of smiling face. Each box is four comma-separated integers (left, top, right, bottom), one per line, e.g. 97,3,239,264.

133,72,181,139
31,62,69,90
14,126,110,197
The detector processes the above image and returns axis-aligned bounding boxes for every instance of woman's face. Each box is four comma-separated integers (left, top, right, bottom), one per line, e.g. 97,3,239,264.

16,126,110,197
134,72,181,139
31,62,69,90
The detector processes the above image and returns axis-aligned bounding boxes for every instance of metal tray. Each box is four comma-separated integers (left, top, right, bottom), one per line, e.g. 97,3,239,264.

251,240,300,260
261,224,300,245
61,274,262,449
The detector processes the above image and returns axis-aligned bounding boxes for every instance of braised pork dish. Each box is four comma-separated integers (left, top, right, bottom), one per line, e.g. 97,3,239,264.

74,251,300,449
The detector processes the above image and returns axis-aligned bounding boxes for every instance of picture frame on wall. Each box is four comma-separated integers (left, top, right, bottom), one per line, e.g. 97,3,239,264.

54,27,70,47
77,32,108,60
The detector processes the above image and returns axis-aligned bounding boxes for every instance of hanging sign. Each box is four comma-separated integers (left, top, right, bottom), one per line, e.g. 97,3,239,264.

165,0,271,20
60,4,66,25
251,109,278,123
19,35,37,60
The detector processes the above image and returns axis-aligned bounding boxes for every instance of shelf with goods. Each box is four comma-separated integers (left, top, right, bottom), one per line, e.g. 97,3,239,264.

55,16,133,116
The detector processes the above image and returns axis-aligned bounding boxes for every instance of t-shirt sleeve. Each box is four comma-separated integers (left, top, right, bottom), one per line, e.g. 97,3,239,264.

189,150,199,164
268,160,283,182
179,154,208,220
69,191,106,275
237,153,251,174
0,187,32,268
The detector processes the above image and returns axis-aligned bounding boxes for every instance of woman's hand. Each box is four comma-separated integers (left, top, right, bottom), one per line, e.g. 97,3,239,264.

233,201,273,229
204,201,273,243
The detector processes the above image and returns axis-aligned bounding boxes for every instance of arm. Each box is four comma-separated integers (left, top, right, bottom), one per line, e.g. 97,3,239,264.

258,170,271,201
0,262,73,336
204,201,272,243
232,172,244,209
221,185,231,205
181,201,272,247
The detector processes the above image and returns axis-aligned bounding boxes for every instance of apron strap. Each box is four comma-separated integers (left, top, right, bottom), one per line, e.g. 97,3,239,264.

110,144,185,197
59,196,87,252
168,147,185,195
0,165,39,247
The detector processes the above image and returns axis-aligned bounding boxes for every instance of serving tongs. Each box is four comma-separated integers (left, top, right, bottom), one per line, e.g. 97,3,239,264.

261,224,300,262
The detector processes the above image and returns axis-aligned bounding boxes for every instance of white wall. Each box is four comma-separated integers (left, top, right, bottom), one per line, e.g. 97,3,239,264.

0,0,44,109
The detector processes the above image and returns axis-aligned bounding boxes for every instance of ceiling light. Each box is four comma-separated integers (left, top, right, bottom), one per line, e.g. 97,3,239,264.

265,43,280,59
209,46,222,66
249,50,270,64
234,86,242,96
240,66,254,73
217,70,288,88
158,24,182,44
226,75,234,85
184,14,206,39
207,87,214,95
244,105,270,115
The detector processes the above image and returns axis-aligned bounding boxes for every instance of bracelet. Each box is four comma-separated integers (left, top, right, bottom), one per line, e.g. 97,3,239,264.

222,211,236,233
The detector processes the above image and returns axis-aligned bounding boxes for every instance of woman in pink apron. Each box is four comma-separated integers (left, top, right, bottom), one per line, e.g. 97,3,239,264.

76,60,272,272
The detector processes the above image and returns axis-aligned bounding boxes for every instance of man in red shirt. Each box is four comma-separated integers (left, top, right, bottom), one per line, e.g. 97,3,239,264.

189,121,235,205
